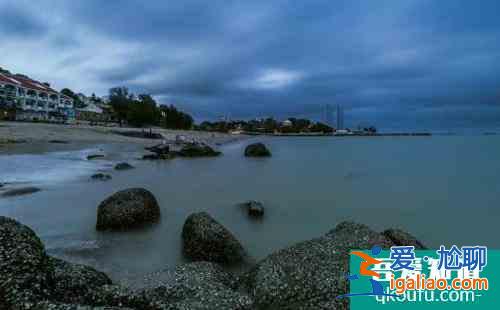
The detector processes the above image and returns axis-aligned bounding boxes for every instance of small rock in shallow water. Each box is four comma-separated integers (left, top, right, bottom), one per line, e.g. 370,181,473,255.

91,173,112,181
1,186,41,197
182,212,246,264
48,140,69,144
241,200,265,218
96,188,160,231
244,142,271,157
114,162,134,170
87,154,105,160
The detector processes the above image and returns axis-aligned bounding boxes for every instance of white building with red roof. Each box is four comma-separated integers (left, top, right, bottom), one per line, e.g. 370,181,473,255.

0,69,74,121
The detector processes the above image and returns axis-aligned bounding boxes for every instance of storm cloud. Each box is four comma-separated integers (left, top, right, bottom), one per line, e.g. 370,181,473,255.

1,0,500,130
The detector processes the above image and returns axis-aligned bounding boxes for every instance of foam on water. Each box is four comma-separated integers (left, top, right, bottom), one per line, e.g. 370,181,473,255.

0,148,111,185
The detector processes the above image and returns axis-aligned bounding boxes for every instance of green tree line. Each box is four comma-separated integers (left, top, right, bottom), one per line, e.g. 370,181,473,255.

108,87,193,129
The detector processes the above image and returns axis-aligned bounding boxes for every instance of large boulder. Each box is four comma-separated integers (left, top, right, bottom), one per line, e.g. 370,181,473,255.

382,228,426,249
49,257,112,304
177,144,221,157
240,221,394,309
96,188,161,231
244,143,271,157
182,212,246,264
0,216,54,308
142,262,253,310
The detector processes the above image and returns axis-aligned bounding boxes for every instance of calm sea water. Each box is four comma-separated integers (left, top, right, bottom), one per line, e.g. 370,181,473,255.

0,136,499,280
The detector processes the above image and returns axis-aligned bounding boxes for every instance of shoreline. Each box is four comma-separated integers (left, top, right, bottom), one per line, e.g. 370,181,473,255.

0,121,249,155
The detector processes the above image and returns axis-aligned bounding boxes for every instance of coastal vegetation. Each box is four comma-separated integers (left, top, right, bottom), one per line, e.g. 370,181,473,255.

108,87,194,129
197,117,334,134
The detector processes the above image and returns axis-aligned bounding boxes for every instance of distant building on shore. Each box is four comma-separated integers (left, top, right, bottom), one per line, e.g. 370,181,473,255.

336,104,344,130
323,104,334,127
74,93,116,123
0,68,74,121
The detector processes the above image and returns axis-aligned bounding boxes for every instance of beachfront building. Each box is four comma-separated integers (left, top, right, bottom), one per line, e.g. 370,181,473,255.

74,93,116,123
0,70,74,121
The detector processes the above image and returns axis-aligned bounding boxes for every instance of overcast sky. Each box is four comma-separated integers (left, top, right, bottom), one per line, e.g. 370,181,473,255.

1,0,500,130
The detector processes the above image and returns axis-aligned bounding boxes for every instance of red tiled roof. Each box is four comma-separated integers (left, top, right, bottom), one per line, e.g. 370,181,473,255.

0,72,59,94
0,73,22,85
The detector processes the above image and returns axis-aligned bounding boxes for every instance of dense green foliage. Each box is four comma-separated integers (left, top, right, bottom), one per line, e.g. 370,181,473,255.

197,117,334,134
60,88,84,108
108,87,193,129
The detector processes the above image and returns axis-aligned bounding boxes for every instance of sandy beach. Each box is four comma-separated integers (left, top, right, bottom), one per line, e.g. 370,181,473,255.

0,121,247,154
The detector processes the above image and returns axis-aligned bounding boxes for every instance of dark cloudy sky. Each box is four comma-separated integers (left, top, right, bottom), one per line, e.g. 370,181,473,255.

1,0,500,130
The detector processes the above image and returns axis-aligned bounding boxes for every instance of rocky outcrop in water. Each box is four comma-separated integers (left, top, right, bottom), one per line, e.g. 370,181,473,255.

144,144,170,156
143,142,221,159
239,221,394,309
244,143,271,157
182,212,246,264
0,216,54,308
114,162,134,171
1,214,427,309
96,188,160,231
177,144,221,157
1,187,41,197
0,216,143,309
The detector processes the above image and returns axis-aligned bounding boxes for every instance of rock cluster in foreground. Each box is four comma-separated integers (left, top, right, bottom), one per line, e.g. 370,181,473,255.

143,142,221,160
1,213,425,309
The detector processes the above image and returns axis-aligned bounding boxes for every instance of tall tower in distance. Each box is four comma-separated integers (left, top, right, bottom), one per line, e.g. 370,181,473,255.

323,104,334,127
336,104,344,130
